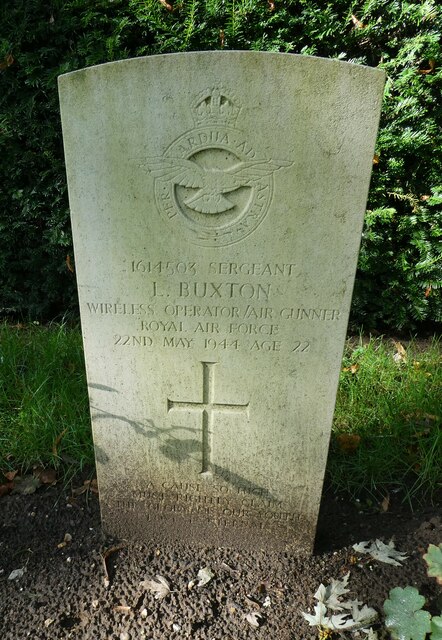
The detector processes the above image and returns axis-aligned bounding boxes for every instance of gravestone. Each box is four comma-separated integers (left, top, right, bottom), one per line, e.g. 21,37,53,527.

59,52,384,552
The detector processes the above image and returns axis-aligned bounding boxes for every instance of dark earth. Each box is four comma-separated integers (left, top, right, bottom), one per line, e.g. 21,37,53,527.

1,477,441,640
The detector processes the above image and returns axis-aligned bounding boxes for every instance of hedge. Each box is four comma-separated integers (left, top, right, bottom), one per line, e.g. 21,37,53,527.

0,0,441,330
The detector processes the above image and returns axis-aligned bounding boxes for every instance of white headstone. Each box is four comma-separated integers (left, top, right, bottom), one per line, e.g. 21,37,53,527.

59,52,384,551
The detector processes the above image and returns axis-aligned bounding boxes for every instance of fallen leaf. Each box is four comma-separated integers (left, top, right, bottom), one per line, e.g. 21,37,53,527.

196,566,214,587
219,29,225,48
336,434,361,454
380,494,390,512
302,600,376,630
352,539,408,566
159,0,173,10
418,59,436,74
140,575,171,600
245,611,264,627
393,341,407,363
33,467,57,484
4,470,18,481
84,478,99,494
113,605,132,614
8,567,26,580
0,482,13,497
351,14,365,28
66,254,74,273
44,618,54,628
12,475,41,495
315,572,350,611
342,364,359,374
0,53,14,70
373,154,380,165
425,286,432,298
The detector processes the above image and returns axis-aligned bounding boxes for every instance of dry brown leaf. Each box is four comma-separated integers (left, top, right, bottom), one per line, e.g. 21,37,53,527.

84,478,99,494
159,0,173,10
336,434,361,454
34,467,57,484
0,54,14,70
113,605,132,614
66,254,75,273
418,59,436,74
343,364,359,374
393,340,407,363
373,154,380,165
351,14,365,28
0,482,13,497
219,29,225,48
425,286,432,298
268,0,275,10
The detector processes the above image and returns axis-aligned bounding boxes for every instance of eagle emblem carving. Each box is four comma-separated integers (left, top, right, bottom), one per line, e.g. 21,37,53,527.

142,157,292,215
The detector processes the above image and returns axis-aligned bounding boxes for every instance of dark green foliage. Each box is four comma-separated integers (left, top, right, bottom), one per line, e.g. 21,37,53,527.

1,0,441,328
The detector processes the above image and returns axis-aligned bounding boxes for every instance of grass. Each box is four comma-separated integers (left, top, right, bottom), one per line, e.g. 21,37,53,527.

0,322,93,477
0,323,440,504
329,336,442,504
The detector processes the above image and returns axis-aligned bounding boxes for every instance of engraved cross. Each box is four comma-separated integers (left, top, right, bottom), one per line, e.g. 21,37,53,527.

167,361,249,473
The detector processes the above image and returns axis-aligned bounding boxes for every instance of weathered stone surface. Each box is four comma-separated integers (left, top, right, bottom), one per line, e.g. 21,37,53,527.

59,52,384,551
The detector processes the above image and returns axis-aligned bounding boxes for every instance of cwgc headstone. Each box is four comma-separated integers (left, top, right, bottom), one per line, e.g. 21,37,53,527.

59,52,384,552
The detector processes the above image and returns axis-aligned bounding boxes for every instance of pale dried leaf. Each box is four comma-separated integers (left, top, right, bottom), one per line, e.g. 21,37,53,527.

140,574,171,600
245,611,263,628
315,572,350,610
8,567,25,580
197,566,214,587
353,539,408,566
302,602,328,626
343,601,378,626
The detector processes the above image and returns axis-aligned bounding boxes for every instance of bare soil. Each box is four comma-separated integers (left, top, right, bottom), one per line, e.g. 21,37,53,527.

0,481,440,640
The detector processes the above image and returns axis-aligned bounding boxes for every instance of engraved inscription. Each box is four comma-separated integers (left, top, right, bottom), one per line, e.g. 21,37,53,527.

137,88,292,247
167,361,249,473
84,260,343,354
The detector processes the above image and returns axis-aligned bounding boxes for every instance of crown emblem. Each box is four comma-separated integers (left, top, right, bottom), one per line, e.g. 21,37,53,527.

193,88,241,127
